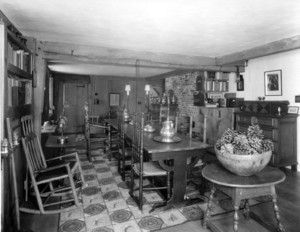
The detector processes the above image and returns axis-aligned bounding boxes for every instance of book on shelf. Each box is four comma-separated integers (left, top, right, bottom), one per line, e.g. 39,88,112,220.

205,80,229,92
7,45,31,73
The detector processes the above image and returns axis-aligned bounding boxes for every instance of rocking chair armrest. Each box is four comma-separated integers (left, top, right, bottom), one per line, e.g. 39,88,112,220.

39,163,70,173
46,152,78,162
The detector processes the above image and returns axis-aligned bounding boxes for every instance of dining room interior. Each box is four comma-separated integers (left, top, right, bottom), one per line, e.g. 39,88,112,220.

1,1,300,232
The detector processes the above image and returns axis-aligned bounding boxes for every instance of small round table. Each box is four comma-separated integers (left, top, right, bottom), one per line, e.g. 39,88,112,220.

202,163,286,232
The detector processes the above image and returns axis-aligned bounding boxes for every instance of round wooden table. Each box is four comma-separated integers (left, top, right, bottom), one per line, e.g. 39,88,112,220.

202,162,286,232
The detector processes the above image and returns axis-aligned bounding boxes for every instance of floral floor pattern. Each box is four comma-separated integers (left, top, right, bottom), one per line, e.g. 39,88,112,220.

59,138,269,232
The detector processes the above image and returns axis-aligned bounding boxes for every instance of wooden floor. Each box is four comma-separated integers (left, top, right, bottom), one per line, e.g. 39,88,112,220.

18,167,300,232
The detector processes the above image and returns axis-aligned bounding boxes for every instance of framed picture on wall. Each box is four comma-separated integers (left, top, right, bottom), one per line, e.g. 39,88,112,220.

264,70,282,96
109,93,120,106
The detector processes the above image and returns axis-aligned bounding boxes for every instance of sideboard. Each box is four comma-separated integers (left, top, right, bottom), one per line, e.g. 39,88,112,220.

235,101,298,171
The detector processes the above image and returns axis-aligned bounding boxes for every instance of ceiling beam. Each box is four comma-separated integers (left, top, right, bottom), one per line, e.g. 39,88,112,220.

42,41,216,66
44,50,240,72
216,35,300,65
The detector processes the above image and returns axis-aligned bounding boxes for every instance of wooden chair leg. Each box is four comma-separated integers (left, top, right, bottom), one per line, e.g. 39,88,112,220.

130,158,134,196
167,172,171,200
139,174,143,211
121,156,126,181
11,153,21,231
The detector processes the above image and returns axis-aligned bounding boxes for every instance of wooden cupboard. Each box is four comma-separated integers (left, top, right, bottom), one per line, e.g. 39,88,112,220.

235,112,298,171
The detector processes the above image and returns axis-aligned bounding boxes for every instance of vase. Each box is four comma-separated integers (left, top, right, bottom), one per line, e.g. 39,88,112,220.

215,147,272,176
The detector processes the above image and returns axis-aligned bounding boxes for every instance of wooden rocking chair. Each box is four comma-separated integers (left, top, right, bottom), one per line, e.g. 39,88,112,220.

20,115,35,136
21,131,85,214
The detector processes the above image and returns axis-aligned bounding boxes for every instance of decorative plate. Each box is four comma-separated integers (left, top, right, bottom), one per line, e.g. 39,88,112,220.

153,136,181,143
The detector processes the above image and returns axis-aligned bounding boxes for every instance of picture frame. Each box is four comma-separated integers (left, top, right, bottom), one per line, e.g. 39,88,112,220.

264,70,282,96
287,106,299,114
109,93,120,106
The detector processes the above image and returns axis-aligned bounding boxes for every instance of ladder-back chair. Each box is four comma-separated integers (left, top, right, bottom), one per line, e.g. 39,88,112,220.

84,103,110,161
129,113,171,211
179,115,216,198
21,131,85,214
116,111,132,181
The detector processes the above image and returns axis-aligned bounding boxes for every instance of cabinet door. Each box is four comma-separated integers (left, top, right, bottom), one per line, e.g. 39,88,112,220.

277,118,298,167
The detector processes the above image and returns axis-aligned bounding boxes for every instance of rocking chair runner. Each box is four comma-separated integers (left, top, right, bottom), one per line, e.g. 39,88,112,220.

21,131,85,214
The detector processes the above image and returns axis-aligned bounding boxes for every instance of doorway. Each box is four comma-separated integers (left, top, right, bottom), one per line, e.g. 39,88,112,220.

63,82,88,134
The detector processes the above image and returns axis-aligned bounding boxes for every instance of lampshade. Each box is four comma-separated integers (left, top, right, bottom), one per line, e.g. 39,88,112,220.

125,85,131,95
145,85,150,94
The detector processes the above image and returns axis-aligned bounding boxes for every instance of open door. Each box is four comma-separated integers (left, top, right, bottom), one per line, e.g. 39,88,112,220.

63,82,88,134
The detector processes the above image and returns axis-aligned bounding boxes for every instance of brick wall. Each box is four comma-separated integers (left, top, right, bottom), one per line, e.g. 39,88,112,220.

165,71,204,138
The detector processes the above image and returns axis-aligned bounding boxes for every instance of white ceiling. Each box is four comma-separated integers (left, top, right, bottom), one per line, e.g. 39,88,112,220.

1,0,300,78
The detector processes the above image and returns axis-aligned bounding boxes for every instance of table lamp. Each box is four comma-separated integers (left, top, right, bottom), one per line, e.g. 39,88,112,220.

123,85,131,122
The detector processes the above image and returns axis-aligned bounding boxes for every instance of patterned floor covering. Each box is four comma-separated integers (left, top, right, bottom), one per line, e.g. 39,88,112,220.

59,137,270,232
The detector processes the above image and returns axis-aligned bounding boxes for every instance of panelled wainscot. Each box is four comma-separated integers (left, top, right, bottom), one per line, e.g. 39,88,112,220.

235,101,298,171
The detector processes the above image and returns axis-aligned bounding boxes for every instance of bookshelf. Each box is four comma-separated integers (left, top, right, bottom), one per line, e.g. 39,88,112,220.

0,11,33,115
194,71,229,107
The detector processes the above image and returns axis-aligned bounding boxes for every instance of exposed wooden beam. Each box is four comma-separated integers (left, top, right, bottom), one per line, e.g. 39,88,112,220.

146,64,244,80
42,41,216,67
216,35,300,65
44,50,240,73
